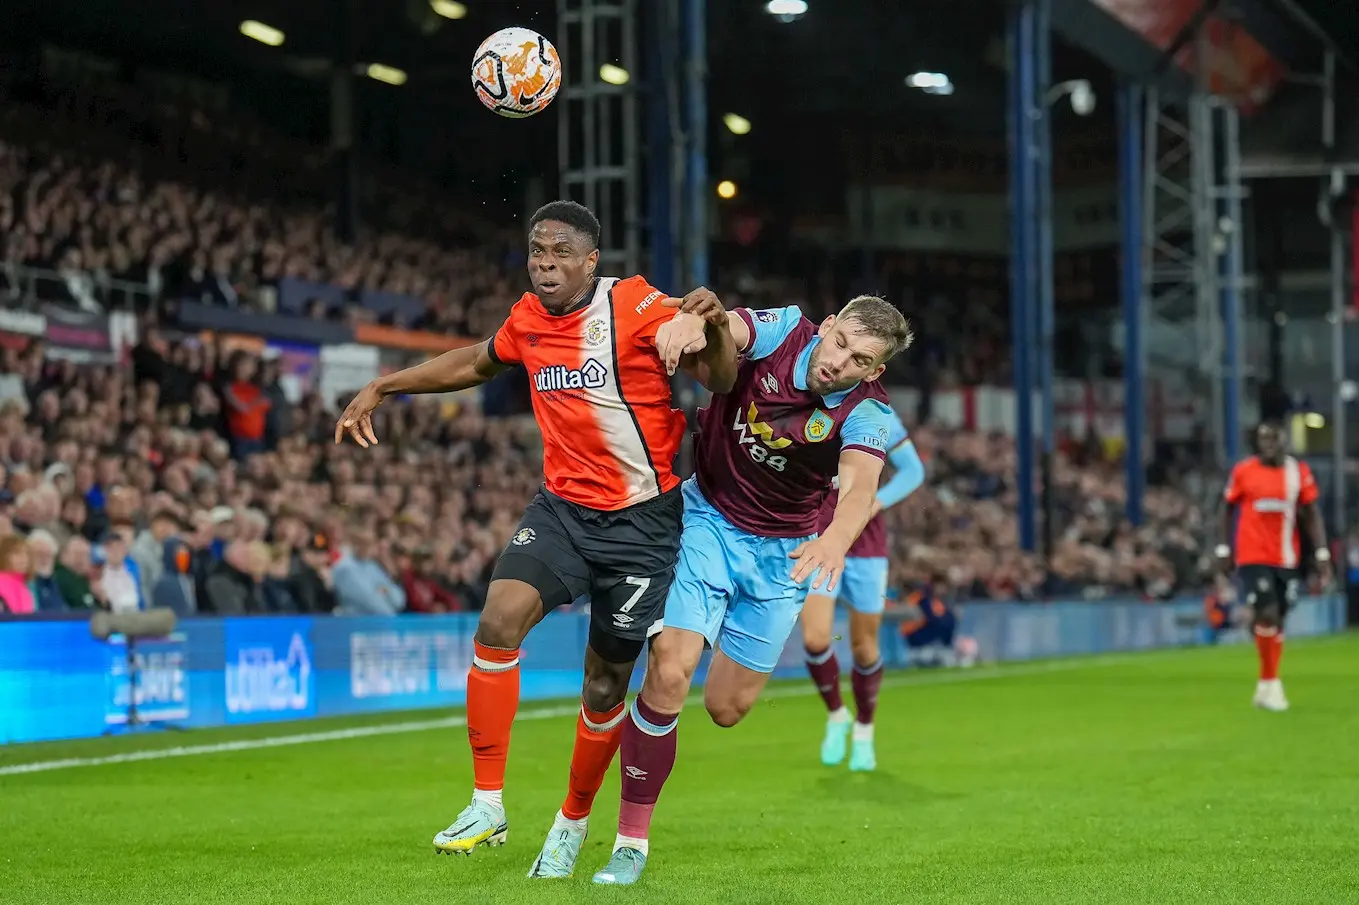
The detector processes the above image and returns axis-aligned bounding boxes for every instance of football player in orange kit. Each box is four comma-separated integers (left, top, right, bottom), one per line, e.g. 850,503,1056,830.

336,200,725,877
1216,422,1332,711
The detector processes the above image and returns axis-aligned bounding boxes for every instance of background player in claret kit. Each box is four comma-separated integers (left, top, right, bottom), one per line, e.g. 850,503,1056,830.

589,293,913,886
335,201,731,878
1216,422,1332,712
801,408,924,773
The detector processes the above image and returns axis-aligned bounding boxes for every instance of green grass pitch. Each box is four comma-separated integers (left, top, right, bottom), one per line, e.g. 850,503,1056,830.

3,636,1358,905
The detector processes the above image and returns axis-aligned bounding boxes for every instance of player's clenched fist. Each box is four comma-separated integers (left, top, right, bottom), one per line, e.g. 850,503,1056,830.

335,381,384,448
663,286,727,325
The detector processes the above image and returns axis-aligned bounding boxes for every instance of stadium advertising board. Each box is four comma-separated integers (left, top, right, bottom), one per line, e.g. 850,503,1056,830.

0,596,1345,745
223,618,316,724
104,633,190,727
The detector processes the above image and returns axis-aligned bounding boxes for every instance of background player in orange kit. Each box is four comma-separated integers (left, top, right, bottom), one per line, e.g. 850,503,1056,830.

335,201,729,878
1216,422,1332,712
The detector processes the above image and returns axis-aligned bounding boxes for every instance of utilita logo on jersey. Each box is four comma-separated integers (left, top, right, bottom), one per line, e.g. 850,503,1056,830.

534,359,608,394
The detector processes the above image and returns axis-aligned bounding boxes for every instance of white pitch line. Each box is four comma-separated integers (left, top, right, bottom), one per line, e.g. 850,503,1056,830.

0,651,1166,778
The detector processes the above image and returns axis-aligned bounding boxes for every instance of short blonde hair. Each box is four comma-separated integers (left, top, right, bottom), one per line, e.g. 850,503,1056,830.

837,295,914,362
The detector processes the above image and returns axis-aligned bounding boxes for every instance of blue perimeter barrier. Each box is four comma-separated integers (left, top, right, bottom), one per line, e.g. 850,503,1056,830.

0,595,1346,746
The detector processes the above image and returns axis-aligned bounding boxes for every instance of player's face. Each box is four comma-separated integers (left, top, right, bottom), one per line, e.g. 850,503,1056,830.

527,220,598,310
807,315,889,395
1256,425,1285,463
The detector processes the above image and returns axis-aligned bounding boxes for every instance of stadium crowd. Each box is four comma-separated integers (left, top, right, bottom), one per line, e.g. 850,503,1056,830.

0,329,1216,618
0,68,1225,619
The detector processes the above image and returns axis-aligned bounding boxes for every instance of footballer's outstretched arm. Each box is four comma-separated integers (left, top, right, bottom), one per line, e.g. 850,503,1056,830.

822,448,887,551
335,339,507,446
377,339,506,396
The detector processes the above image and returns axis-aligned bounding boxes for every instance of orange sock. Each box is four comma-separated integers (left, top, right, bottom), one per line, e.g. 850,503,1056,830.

1254,626,1283,680
467,641,521,792
561,700,627,821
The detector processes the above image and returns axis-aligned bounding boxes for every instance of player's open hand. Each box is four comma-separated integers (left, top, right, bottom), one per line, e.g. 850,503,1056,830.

655,314,709,376
664,286,727,326
789,535,849,593
334,382,384,448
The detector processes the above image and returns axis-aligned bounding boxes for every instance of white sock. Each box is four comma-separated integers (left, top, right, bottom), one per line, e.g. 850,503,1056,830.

852,721,875,743
828,706,851,723
554,809,588,832
614,833,649,857
472,788,503,810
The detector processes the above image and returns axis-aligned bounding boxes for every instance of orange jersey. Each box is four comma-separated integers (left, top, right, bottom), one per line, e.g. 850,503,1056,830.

1223,456,1318,568
488,275,685,511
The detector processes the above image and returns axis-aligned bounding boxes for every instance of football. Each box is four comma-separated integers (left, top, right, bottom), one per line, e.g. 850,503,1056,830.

471,27,563,118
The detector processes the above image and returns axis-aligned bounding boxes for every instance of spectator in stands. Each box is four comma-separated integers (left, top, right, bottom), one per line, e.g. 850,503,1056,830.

332,522,405,616
401,545,463,614
0,532,36,614
131,509,183,602
96,531,143,613
222,352,271,461
151,537,197,616
291,532,337,614
26,529,63,613
203,540,266,615
263,544,300,613
53,535,97,610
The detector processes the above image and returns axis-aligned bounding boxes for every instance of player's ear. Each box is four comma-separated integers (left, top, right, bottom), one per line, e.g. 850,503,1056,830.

817,315,835,338
586,248,599,275
862,363,887,384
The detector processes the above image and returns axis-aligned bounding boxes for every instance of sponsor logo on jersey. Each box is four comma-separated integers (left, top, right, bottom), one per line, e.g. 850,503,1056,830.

1251,499,1294,513
753,310,779,323
585,318,609,347
742,402,793,449
533,359,608,392
635,290,664,314
804,409,833,443
760,373,779,395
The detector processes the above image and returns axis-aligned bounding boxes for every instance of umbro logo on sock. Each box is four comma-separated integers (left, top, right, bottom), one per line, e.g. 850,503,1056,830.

625,766,648,780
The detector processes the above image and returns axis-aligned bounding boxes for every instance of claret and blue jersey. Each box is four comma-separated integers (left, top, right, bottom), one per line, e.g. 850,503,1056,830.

666,304,898,673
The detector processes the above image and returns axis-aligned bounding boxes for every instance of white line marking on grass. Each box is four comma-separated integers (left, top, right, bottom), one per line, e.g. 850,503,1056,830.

0,649,1192,777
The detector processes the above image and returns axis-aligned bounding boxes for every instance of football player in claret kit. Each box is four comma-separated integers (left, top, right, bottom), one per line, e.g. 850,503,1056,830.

589,293,913,886
336,201,731,877
1216,422,1332,712
801,406,924,772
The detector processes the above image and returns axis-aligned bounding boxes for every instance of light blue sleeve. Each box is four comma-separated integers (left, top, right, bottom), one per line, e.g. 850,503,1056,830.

877,439,925,509
839,398,897,455
740,305,805,360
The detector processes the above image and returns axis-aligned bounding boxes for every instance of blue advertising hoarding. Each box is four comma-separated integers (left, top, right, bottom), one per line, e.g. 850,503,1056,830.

0,596,1346,746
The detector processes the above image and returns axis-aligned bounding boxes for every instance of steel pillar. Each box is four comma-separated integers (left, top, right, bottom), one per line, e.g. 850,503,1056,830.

1322,49,1346,546
681,0,708,289
1008,0,1039,553
644,0,680,293
1140,30,1245,471
1118,82,1145,525
558,0,641,275
1034,0,1056,562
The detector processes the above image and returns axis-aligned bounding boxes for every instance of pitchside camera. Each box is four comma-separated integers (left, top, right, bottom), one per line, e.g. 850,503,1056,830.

90,608,183,734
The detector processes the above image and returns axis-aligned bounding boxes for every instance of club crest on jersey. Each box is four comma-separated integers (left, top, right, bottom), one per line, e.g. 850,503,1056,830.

585,318,609,348
804,409,833,443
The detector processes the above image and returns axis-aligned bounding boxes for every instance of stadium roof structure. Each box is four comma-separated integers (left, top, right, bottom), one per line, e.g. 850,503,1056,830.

4,0,1357,198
